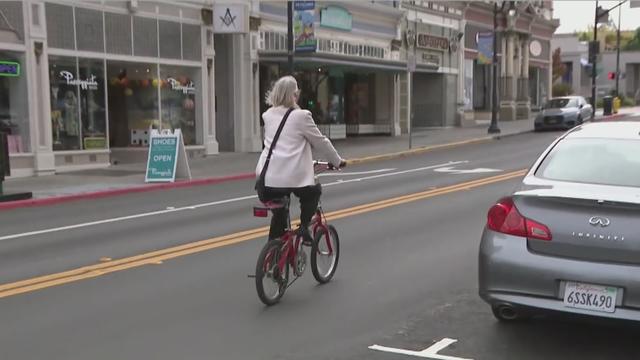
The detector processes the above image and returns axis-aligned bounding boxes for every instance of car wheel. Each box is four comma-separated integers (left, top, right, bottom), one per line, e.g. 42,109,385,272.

491,304,530,322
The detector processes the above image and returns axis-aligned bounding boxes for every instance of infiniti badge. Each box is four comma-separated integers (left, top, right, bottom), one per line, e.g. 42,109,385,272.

589,216,611,227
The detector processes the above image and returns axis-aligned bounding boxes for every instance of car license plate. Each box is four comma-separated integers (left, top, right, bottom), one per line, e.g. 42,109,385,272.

545,118,558,124
563,282,617,313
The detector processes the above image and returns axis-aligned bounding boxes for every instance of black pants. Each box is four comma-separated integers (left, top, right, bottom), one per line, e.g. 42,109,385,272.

264,184,322,240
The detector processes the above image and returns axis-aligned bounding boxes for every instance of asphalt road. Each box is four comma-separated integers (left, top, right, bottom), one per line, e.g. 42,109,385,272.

1,128,639,360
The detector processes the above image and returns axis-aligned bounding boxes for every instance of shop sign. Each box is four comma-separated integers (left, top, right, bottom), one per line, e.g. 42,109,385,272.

0,61,20,77
320,6,352,31
417,33,449,52
213,4,249,34
294,1,317,52
59,71,98,90
420,52,441,67
83,137,106,150
167,78,196,95
476,32,494,65
145,129,192,183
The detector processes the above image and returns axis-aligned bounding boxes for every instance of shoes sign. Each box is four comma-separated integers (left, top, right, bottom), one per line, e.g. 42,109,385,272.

145,129,192,183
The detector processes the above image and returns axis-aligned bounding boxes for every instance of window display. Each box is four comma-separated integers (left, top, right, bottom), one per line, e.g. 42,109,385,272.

107,62,159,148
49,56,81,150
160,65,199,145
79,59,106,149
0,51,29,153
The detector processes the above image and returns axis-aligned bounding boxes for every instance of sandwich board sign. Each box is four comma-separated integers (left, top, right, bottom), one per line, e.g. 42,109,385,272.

145,129,192,182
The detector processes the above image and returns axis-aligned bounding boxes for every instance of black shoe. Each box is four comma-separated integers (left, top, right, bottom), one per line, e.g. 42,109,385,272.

297,227,313,246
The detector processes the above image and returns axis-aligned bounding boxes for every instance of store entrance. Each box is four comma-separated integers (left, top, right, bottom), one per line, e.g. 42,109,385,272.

214,34,235,151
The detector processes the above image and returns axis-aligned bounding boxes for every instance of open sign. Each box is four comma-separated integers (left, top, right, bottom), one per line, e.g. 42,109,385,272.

0,61,20,77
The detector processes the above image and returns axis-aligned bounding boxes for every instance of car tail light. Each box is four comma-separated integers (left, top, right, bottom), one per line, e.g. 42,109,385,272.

487,197,552,241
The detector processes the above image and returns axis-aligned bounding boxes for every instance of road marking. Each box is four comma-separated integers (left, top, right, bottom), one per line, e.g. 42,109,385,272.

317,168,396,177
0,161,465,242
0,169,526,299
369,338,473,359
434,166,501,174
323,161,468,186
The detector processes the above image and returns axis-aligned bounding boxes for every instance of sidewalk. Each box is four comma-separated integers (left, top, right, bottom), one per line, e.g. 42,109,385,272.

593,105,640,120
2,119,535,205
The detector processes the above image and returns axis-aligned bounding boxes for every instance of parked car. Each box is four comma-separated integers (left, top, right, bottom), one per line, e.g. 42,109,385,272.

534,96,593,131
479,121,640,322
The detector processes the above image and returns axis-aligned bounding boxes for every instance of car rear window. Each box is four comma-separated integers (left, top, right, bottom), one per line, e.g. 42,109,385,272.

536,138,640,187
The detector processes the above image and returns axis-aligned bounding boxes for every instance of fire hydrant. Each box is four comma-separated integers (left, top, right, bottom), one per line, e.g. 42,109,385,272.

613,97,621,114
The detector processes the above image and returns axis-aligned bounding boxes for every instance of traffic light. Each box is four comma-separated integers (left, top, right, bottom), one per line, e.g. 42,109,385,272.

608,72,616,80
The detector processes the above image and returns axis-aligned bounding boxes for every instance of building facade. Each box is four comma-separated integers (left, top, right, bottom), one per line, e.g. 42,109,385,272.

0,0,217,177
1,1,558,177
461,1,557,122
552,33,640,102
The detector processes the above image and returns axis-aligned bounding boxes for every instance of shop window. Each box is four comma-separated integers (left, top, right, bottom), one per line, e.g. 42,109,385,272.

159,20,181,59
160,65,200,145
133,17,158,57
50,56,81,150
79,59,107,149
45,3,75,50
107,62,159,148
105,13,132,55
0,51,30,153
75,8,104,52
0,1,25,43
182,24,202,61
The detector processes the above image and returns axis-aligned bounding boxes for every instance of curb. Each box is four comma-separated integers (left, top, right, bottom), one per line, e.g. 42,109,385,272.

0,173,255,211
593,113,626,122
0,129,533,211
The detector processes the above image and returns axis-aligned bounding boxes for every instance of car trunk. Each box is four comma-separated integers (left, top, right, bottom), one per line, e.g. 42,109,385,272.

514,192,640,265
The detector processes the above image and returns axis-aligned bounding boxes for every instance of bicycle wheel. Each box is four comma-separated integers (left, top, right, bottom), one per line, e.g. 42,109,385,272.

255,240,289,306
311,225,340,284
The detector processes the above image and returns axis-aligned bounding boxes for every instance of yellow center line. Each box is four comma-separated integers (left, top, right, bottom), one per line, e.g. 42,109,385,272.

0,169,527,299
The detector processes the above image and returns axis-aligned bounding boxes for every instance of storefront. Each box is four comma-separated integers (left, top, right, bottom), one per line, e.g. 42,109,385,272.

0,0,215,176
462,2,556,122
403,17,462,128
256,2,405,140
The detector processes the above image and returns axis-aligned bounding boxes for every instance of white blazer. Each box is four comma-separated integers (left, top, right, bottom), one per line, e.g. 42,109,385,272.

256,106,343,188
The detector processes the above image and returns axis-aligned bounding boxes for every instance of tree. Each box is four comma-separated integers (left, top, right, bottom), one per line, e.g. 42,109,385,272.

552,48,567,83
623,27,640,51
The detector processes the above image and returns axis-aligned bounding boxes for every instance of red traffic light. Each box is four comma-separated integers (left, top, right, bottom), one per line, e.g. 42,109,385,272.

608,72,616,80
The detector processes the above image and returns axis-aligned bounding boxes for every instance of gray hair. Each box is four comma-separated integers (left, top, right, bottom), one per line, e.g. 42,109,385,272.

265,75,298,108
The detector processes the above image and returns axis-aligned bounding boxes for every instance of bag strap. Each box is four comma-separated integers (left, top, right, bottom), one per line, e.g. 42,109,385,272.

260,107,294,180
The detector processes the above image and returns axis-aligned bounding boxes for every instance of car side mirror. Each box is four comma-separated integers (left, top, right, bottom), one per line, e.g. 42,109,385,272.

579,104,584,109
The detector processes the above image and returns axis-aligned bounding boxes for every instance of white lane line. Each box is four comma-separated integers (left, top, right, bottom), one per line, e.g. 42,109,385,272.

0,160,466,241
0,195,258,242
317,168,396,177
323,161,468,186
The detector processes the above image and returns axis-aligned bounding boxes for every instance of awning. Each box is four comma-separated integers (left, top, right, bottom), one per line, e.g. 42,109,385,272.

259,52,408,73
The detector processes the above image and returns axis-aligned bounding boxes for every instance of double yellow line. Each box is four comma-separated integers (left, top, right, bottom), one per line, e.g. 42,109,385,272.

0,169,527,299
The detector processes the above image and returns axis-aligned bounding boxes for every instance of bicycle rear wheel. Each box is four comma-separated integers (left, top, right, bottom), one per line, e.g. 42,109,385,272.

255,240,289,305
311,225,340,284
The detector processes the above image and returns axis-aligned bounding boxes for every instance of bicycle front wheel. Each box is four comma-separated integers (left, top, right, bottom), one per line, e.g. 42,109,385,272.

255,240,289,306
311,225,340,284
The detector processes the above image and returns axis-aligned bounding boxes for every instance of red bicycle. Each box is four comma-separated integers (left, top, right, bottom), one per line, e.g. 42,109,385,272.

252,161,340,306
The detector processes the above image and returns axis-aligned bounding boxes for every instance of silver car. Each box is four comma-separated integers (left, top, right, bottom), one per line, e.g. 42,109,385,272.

479,121,640,322
534,96,593,131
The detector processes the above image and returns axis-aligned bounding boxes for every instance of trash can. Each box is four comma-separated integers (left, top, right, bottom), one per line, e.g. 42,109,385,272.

613,97,621,114
603,95,613,116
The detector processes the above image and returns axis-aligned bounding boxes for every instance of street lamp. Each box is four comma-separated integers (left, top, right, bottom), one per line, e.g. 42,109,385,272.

488,1,512,134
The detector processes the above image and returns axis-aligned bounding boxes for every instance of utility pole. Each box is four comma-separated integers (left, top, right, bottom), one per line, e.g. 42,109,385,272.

287,1,294,74
615,5,621,96
591,0,599,111
488,2,501,134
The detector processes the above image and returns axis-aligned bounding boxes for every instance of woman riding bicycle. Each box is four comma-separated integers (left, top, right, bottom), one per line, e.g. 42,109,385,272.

256,75,346,243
